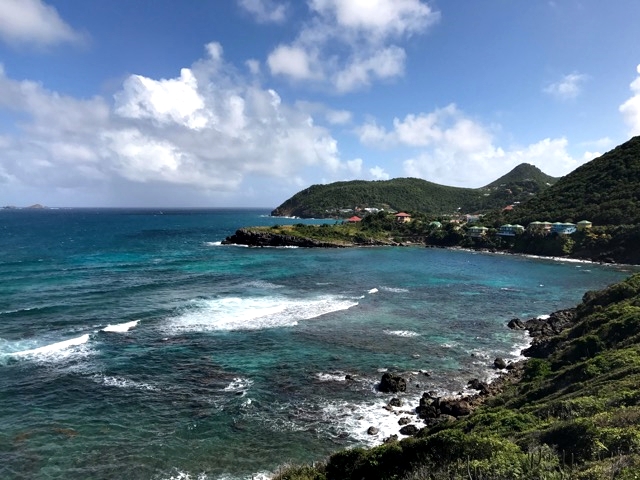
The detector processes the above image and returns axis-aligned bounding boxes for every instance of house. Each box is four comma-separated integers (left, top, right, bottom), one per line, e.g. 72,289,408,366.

528,221,552,233
468,226,489,237
577,220,593,231
345,216,362,223
497,224,525,236
429,221,442,229
465,214,482,223
395,212,412,223
551,222,576,235
502,205,514,212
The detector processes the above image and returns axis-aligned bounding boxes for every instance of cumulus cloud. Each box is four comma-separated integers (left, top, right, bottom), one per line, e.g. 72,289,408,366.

544,72,588,100
267,0,439,92
237,0,288,24
0,43,359,205
267,45,318,80
358,103,588,187
619,64,640,136
0,0,85,48
369,166,390,180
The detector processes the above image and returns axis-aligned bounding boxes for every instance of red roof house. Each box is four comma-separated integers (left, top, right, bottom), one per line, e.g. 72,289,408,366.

395,212,412,223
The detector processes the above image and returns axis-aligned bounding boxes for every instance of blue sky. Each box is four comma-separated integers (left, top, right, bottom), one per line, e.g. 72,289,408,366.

0,0,639,208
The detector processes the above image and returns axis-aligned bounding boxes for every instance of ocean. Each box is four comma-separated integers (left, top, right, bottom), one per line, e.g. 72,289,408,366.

0,208,635,479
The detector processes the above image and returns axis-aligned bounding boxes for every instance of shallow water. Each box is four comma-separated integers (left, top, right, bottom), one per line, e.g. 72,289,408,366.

0,208,635,479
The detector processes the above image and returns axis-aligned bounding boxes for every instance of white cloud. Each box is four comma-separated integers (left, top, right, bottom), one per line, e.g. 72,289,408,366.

309,0,438,38
0,0,84,48
237,0,288,24
0,44,357,205
267,45,318,80
333,46,406,93
357,103,589,187
619,64,640,136
347,158,363,175
245,59,261,75
544,72,588,100
267,0,439,92
114,68,209,130
369,166,390,180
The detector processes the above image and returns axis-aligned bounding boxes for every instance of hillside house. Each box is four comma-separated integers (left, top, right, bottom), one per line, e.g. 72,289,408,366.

468,226,489,237
395,212,412,223
551,222,577,235
528,221,552,233
497,224,525,236
345,216,362,223
577,220,593,231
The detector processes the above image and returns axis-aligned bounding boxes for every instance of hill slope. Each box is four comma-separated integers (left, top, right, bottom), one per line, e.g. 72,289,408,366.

506,136,640,225
271,164,557,218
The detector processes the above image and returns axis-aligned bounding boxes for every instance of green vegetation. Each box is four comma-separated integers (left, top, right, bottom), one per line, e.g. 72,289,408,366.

273,274,640,479
504,136,640,226
271,164,556,218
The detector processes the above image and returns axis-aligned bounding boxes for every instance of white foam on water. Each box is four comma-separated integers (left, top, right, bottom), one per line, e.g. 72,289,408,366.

315,371,348,382
164,295,358,333
245,280,283,290
102,320,139,333
537,314,550,320
10,334,91,362
380,286,409,293
383,330,420,338
162,471,209,480
368,288,379,294
97,375,159,391
320,394,423,447
223,377,254,393
204,241,222,246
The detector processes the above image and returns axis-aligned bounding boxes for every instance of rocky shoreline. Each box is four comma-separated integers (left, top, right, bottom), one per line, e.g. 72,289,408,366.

366,308,577,443
222,228,399,248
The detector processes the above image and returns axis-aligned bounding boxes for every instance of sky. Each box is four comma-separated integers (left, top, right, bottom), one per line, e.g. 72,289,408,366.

0,0,639,208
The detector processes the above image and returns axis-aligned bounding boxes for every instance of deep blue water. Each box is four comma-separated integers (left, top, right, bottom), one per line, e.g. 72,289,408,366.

0,209,636,479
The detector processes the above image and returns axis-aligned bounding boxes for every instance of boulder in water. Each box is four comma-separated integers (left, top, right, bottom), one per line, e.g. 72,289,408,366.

378,373,407,393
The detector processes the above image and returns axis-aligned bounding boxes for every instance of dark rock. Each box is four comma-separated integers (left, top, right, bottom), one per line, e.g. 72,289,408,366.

378,373,407,393
388,397,403,407
399,424,419,436
382,405,394,412
416,404,438,419
467,378,490,394
383,435,398,444
398,416,411,425
438,398,472,417
494,357,508,369
507,318,526,329
345,374,352,380
367,426,379,435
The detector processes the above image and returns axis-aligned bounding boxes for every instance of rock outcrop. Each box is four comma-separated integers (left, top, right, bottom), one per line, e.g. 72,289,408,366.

378,373,407,393
222,228,348,248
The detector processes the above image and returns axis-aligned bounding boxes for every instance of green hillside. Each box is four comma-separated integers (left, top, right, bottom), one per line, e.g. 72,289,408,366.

271,164,557,218
274,274,640,479
505,136,640,226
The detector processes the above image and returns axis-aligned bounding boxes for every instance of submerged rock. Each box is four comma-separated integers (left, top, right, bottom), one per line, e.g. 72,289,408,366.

367,426,379,435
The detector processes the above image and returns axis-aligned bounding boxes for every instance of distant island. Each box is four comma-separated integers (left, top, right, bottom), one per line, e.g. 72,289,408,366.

224,136,640,265
2,204,47,209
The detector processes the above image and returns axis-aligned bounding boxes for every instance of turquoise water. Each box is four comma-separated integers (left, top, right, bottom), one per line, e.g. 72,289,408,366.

0,209,636,479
